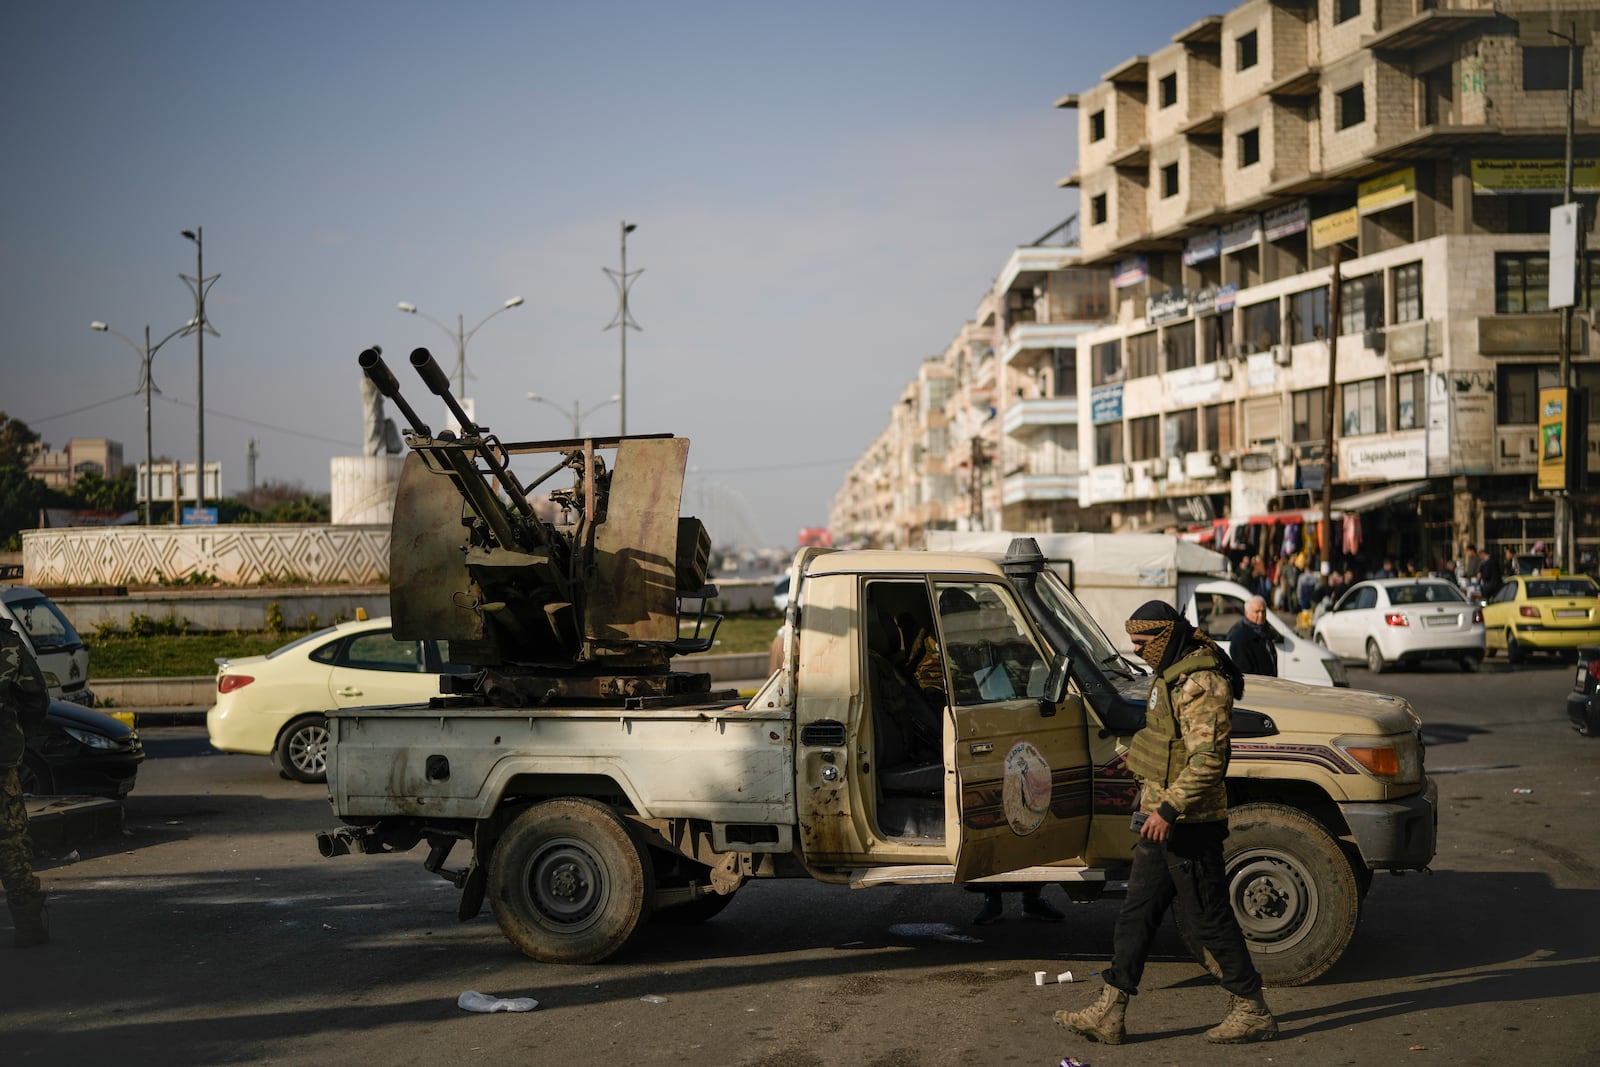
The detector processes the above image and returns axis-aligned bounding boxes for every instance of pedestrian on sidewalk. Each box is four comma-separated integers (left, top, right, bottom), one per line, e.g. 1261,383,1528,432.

1226,596,1279,678
1,615,52,947
1054,601,1275,1045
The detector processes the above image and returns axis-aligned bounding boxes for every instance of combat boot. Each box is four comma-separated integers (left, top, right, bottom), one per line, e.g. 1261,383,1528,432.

1053,983,1128,1045
11,894,49,948
1205,993,1276,1043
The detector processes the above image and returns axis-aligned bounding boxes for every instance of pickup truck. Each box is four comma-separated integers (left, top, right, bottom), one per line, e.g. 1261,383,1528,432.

320,347,1436,987
321,538,1436,986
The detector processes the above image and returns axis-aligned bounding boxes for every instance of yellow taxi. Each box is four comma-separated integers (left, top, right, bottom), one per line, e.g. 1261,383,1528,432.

1482,572,1600,663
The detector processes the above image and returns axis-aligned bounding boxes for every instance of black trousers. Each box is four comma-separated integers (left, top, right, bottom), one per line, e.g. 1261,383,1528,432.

1102,820,1261,998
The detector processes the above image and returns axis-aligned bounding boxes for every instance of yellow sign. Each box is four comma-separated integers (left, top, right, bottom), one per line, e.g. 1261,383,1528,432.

1358,167,1416,213
1311,208,1358,250
1472,158,1600,195
1538,387,1572,491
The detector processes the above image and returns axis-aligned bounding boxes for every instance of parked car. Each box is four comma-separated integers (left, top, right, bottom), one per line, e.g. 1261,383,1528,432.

1481,573,1600,664
1,584,94,706
1569,646,1600,737
1183,579,1349,687
1313,578,1485,674
206,617,466,783
20,700,143,798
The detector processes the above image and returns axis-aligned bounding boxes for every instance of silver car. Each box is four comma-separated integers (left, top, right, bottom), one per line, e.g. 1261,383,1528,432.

1313,578,1486,674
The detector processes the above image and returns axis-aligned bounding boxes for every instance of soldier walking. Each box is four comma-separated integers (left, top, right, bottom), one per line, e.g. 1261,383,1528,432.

1054,600,1275,1044
1,615,51,947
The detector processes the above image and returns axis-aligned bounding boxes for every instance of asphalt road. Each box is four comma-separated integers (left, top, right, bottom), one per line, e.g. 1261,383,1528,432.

3,659,1597,1067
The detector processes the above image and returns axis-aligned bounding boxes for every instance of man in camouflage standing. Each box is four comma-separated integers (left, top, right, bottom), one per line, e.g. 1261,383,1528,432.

1,615,51,947
1054,600,1274,1044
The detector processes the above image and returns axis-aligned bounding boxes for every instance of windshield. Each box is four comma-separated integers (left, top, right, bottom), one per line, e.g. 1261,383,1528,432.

5,595,82,652
1033,568,1139,679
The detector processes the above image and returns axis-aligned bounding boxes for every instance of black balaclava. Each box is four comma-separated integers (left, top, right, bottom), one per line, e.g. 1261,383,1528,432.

1125,599,1246,698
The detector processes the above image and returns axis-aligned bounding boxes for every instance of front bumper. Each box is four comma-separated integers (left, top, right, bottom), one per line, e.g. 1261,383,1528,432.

1340,776,1438,870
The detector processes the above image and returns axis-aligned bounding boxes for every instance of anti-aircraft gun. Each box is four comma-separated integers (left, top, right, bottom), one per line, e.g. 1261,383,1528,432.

358,346,724,708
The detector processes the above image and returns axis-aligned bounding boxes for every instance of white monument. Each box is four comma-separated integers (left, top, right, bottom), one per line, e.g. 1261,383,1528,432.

330,375,405,525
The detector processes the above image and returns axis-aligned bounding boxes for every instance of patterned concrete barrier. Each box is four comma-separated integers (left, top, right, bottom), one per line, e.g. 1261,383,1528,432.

21,524,390,587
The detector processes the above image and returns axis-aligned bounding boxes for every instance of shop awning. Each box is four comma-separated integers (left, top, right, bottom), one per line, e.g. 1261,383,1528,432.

1332,480,1429,515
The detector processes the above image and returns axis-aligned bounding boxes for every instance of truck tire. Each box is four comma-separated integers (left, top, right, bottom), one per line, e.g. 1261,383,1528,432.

487,797,654,964
275,715,329,784
1180,803,1360,987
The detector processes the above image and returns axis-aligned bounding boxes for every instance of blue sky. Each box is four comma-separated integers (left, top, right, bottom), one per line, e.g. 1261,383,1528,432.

3,0,1221,548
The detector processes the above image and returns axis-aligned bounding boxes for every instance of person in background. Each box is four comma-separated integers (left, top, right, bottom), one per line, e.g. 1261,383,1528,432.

1226,596,1278,677
2,616,52,948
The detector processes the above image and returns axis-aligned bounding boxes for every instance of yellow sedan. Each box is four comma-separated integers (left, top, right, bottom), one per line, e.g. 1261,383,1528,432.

1482,574,1600,663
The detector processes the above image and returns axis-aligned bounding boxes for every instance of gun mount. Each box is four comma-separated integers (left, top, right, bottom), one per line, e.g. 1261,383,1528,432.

359,346,721,707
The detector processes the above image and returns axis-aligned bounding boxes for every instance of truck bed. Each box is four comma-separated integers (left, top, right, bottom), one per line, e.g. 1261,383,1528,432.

327,699,797,824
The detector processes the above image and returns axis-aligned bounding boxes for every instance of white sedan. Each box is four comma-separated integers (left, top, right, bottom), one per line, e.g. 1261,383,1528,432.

1313,578,1485,674
206,617,465,782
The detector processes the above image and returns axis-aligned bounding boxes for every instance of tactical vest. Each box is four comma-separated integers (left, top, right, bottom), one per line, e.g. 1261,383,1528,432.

1125,647,1224,787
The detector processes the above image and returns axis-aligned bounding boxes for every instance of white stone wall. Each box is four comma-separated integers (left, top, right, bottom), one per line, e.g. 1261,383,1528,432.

22,524,391,587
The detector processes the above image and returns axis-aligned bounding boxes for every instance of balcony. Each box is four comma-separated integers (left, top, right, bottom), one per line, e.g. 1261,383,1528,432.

1001,321,1096,366
1003,471,1080,507
1364,8,1497,54
1003,397,1079,437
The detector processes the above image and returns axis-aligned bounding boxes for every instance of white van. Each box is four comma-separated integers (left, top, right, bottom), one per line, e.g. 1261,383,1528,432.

0,584,94,705
1183,579,1349,688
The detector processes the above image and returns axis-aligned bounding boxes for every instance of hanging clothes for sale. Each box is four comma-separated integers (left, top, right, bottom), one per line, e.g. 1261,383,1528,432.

1282,523,1299,556
1342,513,1363,556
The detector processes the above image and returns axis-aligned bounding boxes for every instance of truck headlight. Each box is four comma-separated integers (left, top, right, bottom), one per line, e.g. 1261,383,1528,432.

1334,733,1421,785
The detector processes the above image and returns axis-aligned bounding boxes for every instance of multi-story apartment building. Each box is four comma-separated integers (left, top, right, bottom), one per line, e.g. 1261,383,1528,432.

829,228,1110,547
1064,0,1598,572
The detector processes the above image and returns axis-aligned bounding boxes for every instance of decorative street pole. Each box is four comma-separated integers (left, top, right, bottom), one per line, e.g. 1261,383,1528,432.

180,228,220,515
604,221,642,435
526,392,621,437
90,318,194,523
396,296,524,411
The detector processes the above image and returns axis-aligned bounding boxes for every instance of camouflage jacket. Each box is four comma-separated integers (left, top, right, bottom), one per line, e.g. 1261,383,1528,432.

1,622,51,770
1135,648,1233,824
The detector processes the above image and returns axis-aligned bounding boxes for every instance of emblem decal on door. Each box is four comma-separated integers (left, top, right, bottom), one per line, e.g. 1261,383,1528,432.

1002,740,1053,836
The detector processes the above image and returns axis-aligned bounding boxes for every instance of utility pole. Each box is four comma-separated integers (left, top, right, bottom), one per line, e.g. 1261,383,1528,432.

246,437,258,502
1322,245,1343,575
604,221,642,435
1551,23,1580,574
181,228,220,516
969,436,985,528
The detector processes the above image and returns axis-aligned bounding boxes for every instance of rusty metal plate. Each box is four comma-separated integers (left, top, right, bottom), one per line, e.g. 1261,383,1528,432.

585,437,689,646
390,452,483,644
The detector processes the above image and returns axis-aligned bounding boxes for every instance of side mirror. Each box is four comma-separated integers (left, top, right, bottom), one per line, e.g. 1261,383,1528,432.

1039,653,1071,716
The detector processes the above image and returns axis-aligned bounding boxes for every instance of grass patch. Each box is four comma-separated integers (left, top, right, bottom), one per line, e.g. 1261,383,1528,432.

90,615,783,678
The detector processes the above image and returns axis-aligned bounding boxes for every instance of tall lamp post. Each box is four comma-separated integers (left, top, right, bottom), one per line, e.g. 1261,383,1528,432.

396,296,525,399
1550,23,1580,575
90,318,195,523
526,392,621,437
603,221,642,435
180,228,220,515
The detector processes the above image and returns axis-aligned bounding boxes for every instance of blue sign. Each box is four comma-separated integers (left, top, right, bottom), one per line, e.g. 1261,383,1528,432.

1091,384,1124,425
181,507,219,526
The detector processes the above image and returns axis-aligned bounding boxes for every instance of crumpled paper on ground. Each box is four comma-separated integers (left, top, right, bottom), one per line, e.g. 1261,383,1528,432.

458,990,539,1013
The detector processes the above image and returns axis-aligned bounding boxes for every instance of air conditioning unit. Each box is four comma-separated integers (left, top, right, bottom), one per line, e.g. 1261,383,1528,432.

1273,345,1292,366
1217,358,1234,380
1121,465,1135,483
1364,328,1386,353
1151,460,1168,480
1206,451,1221,470
1218,450,1239,472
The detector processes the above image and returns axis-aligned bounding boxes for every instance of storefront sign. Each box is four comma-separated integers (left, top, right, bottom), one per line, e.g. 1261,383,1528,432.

1340,433,1427,481
1220,215,1262,254
1358,167,1416,214
1183,229,1221,265
1167,363,1223,407
1311,208,1358,250
1091,384,1124,424
1147,288,1190,324
1471,157,1600,195
1263,200,1309,241
1088,464,1128,503
1112,254,1148,288
1171,495,1216,523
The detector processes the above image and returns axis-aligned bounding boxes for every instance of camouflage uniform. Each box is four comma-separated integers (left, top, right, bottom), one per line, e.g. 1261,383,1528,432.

1103,643,1262,1000
1,618,50,945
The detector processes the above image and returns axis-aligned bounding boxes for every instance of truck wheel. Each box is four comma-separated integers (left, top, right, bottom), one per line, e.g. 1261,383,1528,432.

488,798,654,964
1188,803,1361,987
275,715,329,784
1364,640,1387,675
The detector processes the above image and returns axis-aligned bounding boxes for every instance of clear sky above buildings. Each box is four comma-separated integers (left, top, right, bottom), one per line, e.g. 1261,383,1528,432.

3,0,1220,549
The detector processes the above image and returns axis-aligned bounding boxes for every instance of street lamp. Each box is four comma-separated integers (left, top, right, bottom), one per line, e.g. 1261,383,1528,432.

526,392,621,437
90,318,195,523
603,221,642,435
180,228,220,515
396,296,524,397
